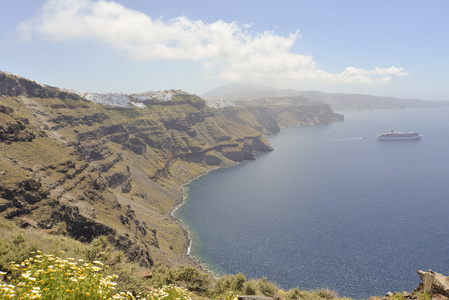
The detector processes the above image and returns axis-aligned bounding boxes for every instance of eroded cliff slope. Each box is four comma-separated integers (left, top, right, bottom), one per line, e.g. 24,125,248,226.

0,72,273,267
0,72,344,268
221,96,344,134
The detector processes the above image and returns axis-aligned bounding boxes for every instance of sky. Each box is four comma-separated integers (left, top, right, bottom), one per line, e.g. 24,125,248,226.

1,0,448,100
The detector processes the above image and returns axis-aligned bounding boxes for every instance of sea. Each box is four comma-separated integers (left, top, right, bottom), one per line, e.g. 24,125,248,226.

174,106,449,299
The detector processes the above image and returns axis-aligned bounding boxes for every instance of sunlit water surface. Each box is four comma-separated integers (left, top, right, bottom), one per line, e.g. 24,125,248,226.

174,107,449,299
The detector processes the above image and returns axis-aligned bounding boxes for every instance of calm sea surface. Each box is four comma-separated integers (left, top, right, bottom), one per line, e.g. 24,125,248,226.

174,107,449,299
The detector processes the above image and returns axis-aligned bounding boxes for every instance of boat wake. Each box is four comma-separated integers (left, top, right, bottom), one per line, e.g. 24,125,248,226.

328,137,365,142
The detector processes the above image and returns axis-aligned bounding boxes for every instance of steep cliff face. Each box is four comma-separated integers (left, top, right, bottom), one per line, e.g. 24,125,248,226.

0,72,347,269
0,72,273,267
222,99,344,134
269,101,344,128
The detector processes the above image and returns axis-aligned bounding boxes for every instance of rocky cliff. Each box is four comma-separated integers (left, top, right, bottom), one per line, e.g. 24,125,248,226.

0,72,275,268
221,97,344,134
0,72,342,269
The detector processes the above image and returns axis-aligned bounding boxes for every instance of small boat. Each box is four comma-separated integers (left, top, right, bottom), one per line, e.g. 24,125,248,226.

377,130,421,140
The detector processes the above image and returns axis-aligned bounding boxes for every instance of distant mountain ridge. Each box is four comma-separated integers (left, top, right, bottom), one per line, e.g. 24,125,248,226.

202,83,448,110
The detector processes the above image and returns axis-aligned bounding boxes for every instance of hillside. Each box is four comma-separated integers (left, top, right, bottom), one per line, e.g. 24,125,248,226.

0,72,344,270
203,83,448,110
221,100,343,135
0,72,276,269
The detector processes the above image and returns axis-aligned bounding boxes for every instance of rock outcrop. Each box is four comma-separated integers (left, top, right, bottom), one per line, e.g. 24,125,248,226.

0,105,37,143
416,270,449,297
382,270,449,300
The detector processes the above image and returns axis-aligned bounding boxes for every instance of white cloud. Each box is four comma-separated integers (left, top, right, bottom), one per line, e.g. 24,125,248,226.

342,66,409,77
18,0,409,86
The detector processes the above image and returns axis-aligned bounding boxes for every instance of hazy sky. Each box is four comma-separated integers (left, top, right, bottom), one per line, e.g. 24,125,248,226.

1,0,448,100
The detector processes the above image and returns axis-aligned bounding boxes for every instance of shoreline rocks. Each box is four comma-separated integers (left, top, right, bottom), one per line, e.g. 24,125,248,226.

381,270,449,300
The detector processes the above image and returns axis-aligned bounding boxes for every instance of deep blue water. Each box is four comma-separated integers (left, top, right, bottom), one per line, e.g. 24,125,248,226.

174,107,449,299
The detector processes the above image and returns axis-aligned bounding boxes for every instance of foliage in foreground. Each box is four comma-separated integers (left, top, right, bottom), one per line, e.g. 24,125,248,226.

0,250,353,300
0,218,148,294
0,251,192,300
0,218,354,300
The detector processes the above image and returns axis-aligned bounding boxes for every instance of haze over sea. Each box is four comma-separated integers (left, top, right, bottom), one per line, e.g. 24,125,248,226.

175,106,449,299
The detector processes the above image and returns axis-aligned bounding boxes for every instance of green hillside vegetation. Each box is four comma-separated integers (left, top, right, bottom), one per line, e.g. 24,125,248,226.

0,217,358,300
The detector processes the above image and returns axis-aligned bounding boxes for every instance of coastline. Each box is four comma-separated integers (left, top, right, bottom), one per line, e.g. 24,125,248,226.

169,143,276,277
168,124,336,278
163,107,449,298
170,165,225,277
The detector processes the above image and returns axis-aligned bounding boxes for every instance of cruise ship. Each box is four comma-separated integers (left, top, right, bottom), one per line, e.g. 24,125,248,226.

377,130,421,140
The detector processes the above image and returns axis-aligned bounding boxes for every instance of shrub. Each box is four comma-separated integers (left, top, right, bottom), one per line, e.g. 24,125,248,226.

214,275,232,294
284,287,307,300
147,265,171,287
315,288,338,300
149,265,211,295
12,234,26,245
259,277,278,298
234,273,246,291
214,273,247,294
244,279,258,295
